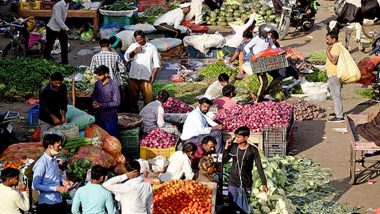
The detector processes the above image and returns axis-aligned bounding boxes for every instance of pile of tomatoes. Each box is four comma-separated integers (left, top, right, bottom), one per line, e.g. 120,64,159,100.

153,180,213,214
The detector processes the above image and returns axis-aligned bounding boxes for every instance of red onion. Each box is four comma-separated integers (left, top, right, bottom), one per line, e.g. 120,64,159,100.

141,128,178,148
214,101,292,133
163,97,194,113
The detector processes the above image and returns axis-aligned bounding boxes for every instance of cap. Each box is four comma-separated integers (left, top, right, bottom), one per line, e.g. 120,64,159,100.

180,2,191,8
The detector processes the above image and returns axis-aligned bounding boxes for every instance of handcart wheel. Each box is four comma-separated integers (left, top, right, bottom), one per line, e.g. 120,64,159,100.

349,145,356,185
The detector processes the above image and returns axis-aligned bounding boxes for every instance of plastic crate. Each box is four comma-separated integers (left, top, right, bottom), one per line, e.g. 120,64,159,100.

28,105,39,127
250,53,288,73
120,127,140,147
122,146,140,160
264,142,287,158
103,16,133,28
186,46,218,59
140,146,175,159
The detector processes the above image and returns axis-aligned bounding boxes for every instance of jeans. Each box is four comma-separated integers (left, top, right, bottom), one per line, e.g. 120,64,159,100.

43,27,68,64
328,76,343,118
96,116,119,138
228,185,251,214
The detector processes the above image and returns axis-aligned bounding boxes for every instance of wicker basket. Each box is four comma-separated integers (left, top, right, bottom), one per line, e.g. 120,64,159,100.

118,113,143,129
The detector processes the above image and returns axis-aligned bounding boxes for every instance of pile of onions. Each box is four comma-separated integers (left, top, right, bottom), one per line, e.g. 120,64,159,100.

163,97,193,113
141,128,178,148
214,101,293,132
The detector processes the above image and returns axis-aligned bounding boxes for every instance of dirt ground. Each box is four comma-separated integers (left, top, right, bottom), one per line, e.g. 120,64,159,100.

1,0,380,212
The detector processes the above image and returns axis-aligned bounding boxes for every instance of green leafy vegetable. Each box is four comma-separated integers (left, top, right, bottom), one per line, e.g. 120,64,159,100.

199,62,237,78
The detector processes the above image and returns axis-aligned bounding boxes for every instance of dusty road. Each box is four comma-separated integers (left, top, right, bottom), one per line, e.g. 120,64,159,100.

1,0,380,212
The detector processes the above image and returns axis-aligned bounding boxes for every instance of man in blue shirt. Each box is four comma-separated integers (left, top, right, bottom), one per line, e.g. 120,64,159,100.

71,165,117,214
92,65,121,137
32,134,73,214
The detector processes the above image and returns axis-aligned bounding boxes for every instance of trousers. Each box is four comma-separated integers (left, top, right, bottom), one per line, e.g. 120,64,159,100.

127,79,153,113
328,76,344,118
43,27,68,64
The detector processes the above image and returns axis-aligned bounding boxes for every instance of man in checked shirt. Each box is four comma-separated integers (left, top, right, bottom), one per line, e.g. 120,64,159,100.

90,39,127,111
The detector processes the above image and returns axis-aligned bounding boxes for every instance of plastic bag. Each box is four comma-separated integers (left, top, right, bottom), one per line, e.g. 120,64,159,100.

336,43,361,83
100,23,120,39
80,28,94,41
85,124,110,141
102,136,122,157
70,145,117,168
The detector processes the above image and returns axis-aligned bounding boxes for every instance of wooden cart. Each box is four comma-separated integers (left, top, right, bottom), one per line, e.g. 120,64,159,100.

345,114,380,185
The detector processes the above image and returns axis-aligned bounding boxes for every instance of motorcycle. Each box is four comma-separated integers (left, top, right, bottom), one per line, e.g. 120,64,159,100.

0,18,45,59
277,0,319,40
0,111,20,154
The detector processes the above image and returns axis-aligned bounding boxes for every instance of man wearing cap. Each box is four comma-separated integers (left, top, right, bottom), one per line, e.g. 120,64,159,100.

154,2,192,39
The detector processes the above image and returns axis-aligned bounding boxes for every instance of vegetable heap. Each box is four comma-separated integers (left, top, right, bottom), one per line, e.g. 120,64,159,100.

306,50,327,66
141,128,178,148
304,68,328,83
199,62,236,78
286,48,313,71
153,180,212,214
252,2,280,25
142,6,167,24
204,4,250,26
101,0,135,11
287,100,326,121
163,97,194,113
0,58,80,100
249,155,361,214
66,158,93,182
215,101,293,132
66,67,97,95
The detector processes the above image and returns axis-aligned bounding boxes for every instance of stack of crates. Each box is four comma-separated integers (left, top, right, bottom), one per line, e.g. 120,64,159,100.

263,112,294,158
120,127,140,160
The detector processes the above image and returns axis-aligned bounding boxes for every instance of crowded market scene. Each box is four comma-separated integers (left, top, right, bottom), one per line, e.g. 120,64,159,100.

0,0,379,212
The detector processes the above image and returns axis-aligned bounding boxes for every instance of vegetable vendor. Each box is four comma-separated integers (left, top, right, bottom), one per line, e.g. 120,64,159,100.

159,142,197,182
213,84,237,110
185,0,204,25
181,97,224,154
39,72,68,131
154,2,192,39
139,90,180,135
223,126,267,214
226,30,254,77
204,73,230,100
243,24,277,102
92,65,121,137
191,136,217,170
125,30,160,113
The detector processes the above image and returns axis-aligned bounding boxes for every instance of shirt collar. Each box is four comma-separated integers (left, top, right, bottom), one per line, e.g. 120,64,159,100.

127,175,144,184
0,183,12,190
43,152,55,161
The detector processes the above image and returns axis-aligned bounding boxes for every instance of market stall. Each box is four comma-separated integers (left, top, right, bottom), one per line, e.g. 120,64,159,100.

17,1,104,39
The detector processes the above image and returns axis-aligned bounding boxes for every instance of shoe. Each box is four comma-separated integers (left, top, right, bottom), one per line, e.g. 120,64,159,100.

328,117,344,123
329,113,336,117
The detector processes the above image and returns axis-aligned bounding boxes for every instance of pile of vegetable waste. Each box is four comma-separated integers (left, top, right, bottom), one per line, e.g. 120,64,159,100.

0,58,80,101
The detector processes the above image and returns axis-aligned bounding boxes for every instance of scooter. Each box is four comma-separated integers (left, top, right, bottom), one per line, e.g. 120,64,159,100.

0,111,20,154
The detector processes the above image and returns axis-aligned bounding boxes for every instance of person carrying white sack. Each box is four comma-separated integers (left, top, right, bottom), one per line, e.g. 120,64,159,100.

154,2,192,39
185,0,204,25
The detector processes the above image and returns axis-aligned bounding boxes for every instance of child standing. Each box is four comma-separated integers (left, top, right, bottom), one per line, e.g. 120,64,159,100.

223,126,267,214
